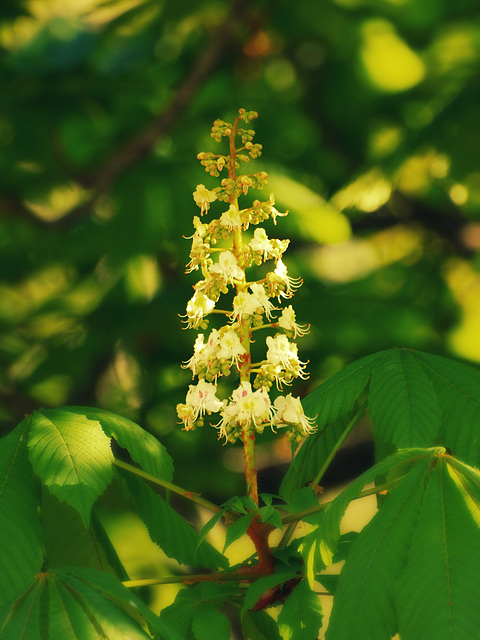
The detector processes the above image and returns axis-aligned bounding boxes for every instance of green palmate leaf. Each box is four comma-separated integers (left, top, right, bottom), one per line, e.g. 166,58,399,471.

410,352,480,465
28,409,115,526
300,447,442,584
0,577,43,640
397,457,480,640
64,407,173,481
0,419,43,605
301,351,381,427
47,580,99,639
277,578,323,640
192,605,230,640
241,610,282,640
122,472,228,570
1,568,169,640
326,461,429,640
369,349,442,447
40,487,128,578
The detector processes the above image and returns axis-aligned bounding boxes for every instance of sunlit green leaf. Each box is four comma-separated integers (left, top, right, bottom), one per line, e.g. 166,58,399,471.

28,409,115,526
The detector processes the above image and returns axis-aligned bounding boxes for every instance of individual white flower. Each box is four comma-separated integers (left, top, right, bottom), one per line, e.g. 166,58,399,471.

249,283,277,320
274,259,302,298
220,204,244,230
216,327,246,367
183,329,220,375
249,228,275,260
183,291,215,328
216,381,272,438
278,305,309,338
193,184,217,215
192,215,209,238
273,394,316,434
186,233,210,273
209,250,244,285
232,290,261,320
266,334,308,379
265,193,288,224
177,379,224,430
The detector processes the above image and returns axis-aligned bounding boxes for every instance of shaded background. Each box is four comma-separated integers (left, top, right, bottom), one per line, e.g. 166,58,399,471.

2,0,480,505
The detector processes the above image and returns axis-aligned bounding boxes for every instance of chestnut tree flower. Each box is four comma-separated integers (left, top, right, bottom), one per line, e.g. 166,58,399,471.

273,394,317,438
177,379,224,430
178,109,316,454
193,184,217,215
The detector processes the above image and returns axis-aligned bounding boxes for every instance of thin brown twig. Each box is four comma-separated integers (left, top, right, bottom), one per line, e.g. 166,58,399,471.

57,0,248,227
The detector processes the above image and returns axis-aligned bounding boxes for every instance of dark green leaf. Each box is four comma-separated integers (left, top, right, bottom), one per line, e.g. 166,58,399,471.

242,570,300,612
192,605,230,640
397,457,480,639
326,461,429,639
224,512,256,552
122,471,228,569
241,610,282,640
300,447,442,581
0,419,43,605
301,351,381,425
411,352,480,465
277,579,323,640
369,348,442,447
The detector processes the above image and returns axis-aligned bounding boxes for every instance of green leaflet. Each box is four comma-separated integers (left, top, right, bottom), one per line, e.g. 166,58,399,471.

28,409,115,526
63,406,174,481
326,460,429,640
192,605,230,640
241,610,282,640
121,471,228,570
369,349,441,447
301,351,381,425
397,457,480,640
40,487,128,579
223,512,256,552
277,579,323,640
410,351,480,465
0,419,43,605
161,583,240,639
0,577,43,640
299,447,442,581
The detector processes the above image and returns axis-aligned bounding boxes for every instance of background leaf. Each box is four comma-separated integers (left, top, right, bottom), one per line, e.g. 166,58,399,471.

28,409,114,526
0,419,43,605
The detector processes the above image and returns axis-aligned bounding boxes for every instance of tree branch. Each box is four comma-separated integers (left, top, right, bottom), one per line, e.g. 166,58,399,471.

56,0,248,227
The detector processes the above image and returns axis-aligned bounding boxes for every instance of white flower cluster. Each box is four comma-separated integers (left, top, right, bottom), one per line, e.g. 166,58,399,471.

176,111,316,443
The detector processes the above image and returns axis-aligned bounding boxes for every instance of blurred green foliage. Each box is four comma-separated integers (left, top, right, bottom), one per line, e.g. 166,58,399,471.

2,0,480,500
